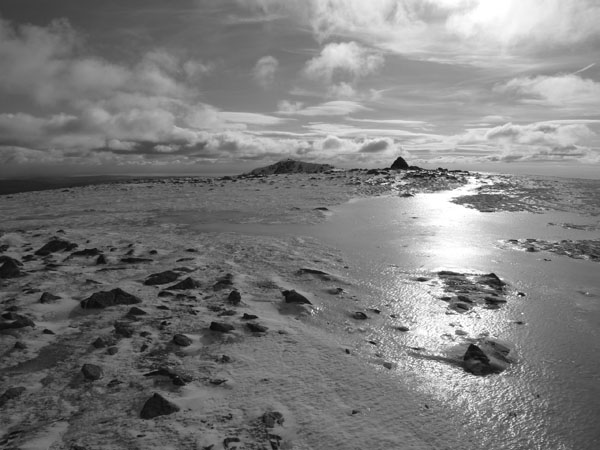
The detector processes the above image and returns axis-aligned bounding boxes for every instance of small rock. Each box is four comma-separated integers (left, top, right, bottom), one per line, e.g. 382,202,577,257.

96,254,107,265
114,321,134,338
80,288,141,309
213,273,234,291
227,290,241,305
127,306,147,316
0,386,26,407
210,322,234,333
81,363,103,381
172,334,192,346
168,277,199,290
35,239,78,256
463,344,494,375
262,411,284,428
396,326,409,332
92,336,111,348
42,329,55,335
383,362,394,369
107,347,118,355
246,323,268,333
242,313,258,320
120,257,153,263
39,292,61,304
352,311,368,320
140,393,180,419
0,314,35,330
144,271,179,286
282,290,311,304
13,341,27,350
71,248,101,257
0,258,22,278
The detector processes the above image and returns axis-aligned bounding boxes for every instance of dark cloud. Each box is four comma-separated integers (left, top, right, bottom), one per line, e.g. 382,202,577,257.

359,139,389,153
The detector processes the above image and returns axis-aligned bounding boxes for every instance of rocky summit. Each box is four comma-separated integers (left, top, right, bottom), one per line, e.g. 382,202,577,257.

246,159,334,176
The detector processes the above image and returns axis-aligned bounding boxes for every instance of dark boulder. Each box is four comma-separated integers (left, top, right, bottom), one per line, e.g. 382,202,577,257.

246,323,268,333
120,257,152,263
352,311,368,320
127,306,147,316
213,273,234,291
140,393,180,419
96,254,107,265
81,363,103,381
80,288,141,309
390,156,409,170
0,258,22,278
282,290,311,305
35,239,78,256
227,290,241,305
262,411,284,428
144,271,179,286
172,334,192,346
463,344,495,375
210,322,234,333
114,321,134,338
71,248,101,257
0,313,34,330
168,277,199,290
0,386,26,407
39,292,61,304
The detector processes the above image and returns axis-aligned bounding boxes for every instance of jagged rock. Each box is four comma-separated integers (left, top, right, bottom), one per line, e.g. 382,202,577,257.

210,321,234,333
107,347,118,355
81,363,103,381
114,321,134,338
282,290,311,304
35,239,77,256
143,367,192,385
213,273,234,291
168,277,199,290
0,386,26,407
144,271,179,286
246,323,268,333
463,344,495,375
0,313,34,330
80,288,141,309
172,334,192,346
0,258,22,278
262,411,284,428
390,156,409,170
96,254,107,265
246,159,334,176
140,393,180,419
127,306,147,316
13,341,27,350
42,329,55,334
92,336,113,348
396,326,410,332
296,268,332,280
477,272,506,289
39,292,61,304
227,290,241,305
242,313,258,320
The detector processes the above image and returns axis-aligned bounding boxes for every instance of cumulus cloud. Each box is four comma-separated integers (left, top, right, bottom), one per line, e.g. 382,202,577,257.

241,0,600,64
253,55,279,88
494,74,600,108
303,41,384,83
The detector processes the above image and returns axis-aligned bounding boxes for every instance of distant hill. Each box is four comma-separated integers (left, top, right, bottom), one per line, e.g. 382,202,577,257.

245,159,335,176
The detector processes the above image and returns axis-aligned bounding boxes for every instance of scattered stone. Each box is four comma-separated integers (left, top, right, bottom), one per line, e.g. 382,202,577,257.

217,355,231,363
282,290,311,304
209,378,227,385
140,393,180,419
246,323,268,333
352,311,368,320
463,344,497,375
158,291,174,298
213,273,234,291
96,254,107,265
39,292,61,303
227,290,241,305
81,363,103,381
172,334,192,346
71,248,101,257
92,336,112,348
13,341,27,350
383,362,394,370
0,258,22,278
396,326,410,332
242,313,258,320
35,239,78,256
42,328,55,335
0,386,26,407
218,309,236,316
210,321,235,333
127,306,147,316
168,277,199,290
80,288,141,309
296,268,332,280
107,347,118,355
314,207,329,211
262,411,284,428
144,271,179,286
121,257,153,263
223,437,241,449
114,321,134,338
144,367,192,385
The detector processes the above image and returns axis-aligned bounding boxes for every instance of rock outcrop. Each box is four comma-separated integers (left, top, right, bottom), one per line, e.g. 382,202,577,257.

246,159,334,176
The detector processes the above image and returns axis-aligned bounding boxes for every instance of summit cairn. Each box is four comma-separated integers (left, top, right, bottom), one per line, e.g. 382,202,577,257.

390,156,409,170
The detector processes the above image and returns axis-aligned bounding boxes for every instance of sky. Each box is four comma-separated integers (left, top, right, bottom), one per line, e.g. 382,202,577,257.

0,0,599,178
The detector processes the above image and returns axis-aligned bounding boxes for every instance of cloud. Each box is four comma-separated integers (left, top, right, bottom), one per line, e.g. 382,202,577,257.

253,55,279,88
494,74,600,107
303,41,384,83
359,138,390,153
277,100,369,116
241,1,600,65
219,111,290,126
348,118,429,128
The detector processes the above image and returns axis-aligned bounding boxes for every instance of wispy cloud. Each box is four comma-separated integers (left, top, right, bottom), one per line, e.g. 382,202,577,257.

277,100,370,116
